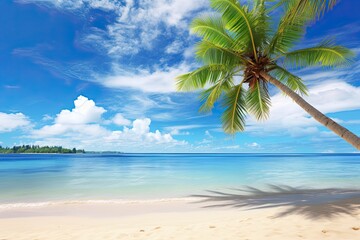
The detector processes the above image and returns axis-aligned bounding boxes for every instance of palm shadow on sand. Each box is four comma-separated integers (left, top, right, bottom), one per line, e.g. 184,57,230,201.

190,185,360,219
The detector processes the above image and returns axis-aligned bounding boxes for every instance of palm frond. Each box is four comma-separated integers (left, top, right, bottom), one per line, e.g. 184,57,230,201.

176,64,230,91
196,41,244,65
267,0,311,55
200,76,233,112
275,0,338,20
270,65,308,95
252,0,271,50
221,83,247,134
210,0,259,59
283,40,354,68
191,15,234,48
246,80,271,120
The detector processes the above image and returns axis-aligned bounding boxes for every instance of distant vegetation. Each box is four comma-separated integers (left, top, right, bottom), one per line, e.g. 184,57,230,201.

0,145,85,154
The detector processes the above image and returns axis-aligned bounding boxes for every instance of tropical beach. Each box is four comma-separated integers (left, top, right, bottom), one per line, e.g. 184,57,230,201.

1,153,360,239
1,203,359,240
1,0,360,239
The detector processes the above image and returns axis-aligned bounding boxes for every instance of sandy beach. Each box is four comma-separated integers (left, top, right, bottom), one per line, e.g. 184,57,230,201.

0,199,359,240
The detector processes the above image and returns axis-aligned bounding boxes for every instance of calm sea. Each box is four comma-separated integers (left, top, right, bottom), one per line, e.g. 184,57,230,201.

0,153,359,203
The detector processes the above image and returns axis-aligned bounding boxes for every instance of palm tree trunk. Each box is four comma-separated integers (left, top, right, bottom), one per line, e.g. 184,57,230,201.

260,71,360,150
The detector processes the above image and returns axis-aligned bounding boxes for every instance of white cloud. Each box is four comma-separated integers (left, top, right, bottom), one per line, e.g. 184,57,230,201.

248,81,360,137
0,113,31,133
102,62,192,92
106,118,178,144
103,92,191,124
246,142,261,148
183,46,195,59
17,0,209,57
205,130,213,138
112,113,131,126
73,0,208,57
165,124,211,135
165,39,184,54
346,120,360,124
169,129,190,135
42,114,53,121
31,95,185,151
16,0,120,11
33,122,108,138
15,0,208,93
142,0,208,27
165,124,211,132
16,0,208,59
305,81,360,113
214,145,240,150
56,95,106,125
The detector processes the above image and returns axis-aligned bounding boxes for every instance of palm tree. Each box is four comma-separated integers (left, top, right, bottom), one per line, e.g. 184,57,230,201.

277,0,338,19
176,0,360,150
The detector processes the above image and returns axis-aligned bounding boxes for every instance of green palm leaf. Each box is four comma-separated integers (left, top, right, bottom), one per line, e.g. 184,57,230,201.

267,0,311,55
252,0,270,50
221,84,247,133
246,81,271,120
276,0,338,20
191,15,234,48
200,77,233,112
176,64,229,91
270,65,308,95
210,0,259,59
195,41,243,65
283,40,354,68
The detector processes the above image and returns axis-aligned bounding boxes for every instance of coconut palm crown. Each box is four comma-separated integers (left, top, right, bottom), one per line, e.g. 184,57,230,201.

176,0,360,150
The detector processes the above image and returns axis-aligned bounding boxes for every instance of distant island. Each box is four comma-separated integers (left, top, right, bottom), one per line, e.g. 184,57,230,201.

0,145,85,154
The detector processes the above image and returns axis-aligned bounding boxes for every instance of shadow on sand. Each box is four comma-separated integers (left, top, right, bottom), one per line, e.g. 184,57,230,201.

191,185,360,219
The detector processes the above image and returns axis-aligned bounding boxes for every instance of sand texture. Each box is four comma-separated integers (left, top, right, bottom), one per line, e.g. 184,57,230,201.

0,200,359,240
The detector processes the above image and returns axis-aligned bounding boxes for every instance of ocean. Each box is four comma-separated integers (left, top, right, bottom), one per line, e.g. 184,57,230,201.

0,153,359,204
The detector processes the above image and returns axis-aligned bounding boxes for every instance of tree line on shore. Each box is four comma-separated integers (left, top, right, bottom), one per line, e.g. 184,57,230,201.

0,145,85,154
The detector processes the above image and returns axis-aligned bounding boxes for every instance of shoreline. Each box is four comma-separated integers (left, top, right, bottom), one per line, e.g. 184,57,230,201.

2,186,360,210
0,197,196,210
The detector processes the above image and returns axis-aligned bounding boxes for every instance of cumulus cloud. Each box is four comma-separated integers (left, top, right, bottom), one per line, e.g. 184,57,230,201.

56,95,106,125
31,95,185,151
112,113,131,126
247,81,360,136
0,112,31,132
106,118,176,144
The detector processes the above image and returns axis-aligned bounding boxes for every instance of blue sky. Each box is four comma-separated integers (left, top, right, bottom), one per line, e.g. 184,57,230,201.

0,0,360,153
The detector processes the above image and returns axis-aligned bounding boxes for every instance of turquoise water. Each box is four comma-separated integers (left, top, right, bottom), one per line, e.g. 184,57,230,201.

0,153,359,203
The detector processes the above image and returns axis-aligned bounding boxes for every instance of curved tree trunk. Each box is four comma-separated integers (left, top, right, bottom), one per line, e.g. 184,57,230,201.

260,71,360,150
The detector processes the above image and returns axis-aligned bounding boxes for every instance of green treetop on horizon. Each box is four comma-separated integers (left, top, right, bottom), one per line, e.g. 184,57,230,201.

0,145,85,154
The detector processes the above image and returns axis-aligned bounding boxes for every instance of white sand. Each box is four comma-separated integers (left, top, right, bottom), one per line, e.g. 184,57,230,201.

0,200,359,240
